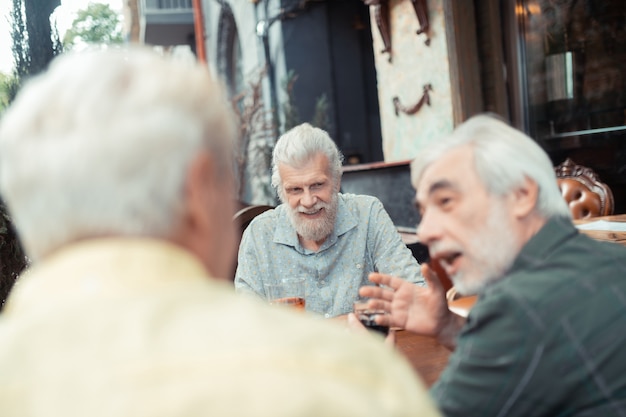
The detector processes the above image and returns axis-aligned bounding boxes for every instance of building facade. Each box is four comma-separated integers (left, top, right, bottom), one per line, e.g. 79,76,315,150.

138,0,626,211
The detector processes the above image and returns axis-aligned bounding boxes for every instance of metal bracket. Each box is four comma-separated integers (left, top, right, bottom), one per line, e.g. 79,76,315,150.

410,0,430,46
393,84,433,116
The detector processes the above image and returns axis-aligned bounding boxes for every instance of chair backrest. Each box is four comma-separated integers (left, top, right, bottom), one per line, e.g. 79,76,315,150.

554,158,614,220
230,204,274,280
234,204,274,233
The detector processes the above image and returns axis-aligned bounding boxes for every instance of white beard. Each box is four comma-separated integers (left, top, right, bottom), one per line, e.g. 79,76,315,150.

287,193,339,243
452,199,519,296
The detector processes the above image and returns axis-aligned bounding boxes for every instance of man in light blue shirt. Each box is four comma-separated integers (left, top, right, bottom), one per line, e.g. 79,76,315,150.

235,123,423,317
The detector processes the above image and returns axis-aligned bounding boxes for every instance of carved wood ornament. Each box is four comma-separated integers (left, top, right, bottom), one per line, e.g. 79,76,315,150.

410,0,430,46
362,0,431,62
362,0,392,62
393,84,433,116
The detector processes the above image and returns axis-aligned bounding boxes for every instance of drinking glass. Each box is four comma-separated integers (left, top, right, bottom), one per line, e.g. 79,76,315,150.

353,297,389,336
263,277,306,311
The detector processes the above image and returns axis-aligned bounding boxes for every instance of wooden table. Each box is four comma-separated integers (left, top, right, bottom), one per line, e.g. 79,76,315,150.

395,330,450,387
574,214,626,246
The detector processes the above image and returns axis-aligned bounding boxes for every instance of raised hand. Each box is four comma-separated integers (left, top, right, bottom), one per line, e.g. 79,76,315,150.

360,261,465,349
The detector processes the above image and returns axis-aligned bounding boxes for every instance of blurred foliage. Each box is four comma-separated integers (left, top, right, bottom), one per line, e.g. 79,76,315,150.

281,69,300,133
0,0,61,309
280,69,331,133
63,3,123,50
0,199,27,310
312,93,331,133
232,67,331,205
231,67,275,204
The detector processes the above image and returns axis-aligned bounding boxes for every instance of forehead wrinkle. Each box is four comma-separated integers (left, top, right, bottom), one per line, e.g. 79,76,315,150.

280,172,330,192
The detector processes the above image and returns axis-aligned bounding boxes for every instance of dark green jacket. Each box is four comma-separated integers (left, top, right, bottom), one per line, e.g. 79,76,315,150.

432,217,626,417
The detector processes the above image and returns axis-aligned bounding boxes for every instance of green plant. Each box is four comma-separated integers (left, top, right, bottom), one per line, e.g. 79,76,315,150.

231,67,276,205
281,69,300,132
312,93,331,132
230,67,331,205
0,200,27,310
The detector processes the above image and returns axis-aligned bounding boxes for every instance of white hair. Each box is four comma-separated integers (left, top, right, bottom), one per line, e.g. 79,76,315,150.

271,123,343,202
0,47,237,260
411,114,571,220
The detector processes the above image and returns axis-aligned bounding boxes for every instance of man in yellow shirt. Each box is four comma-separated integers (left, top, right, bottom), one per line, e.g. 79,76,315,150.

0,47,440,417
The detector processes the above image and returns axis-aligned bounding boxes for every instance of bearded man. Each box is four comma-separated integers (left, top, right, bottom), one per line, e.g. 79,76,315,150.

235,123,423,318
358,114,626,417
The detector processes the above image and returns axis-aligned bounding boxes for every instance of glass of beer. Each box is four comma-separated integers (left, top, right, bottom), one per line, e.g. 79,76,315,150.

353,298,389,336
263,277,306,311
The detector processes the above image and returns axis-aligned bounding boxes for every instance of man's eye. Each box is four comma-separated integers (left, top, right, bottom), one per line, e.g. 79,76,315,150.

438,197,452,208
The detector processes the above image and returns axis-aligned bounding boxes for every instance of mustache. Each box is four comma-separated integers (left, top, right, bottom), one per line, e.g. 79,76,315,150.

296,202,329,214
427,242,462,259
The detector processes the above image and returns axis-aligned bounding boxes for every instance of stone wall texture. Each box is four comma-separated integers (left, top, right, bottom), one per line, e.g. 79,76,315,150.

370,0,454,162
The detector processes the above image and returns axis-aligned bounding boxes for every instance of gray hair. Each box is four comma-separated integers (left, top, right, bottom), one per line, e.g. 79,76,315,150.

411,114,571,220
0,47,237,260
271,123,344,200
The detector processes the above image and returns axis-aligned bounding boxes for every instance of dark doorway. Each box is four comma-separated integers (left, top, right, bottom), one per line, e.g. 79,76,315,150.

281,0,383,164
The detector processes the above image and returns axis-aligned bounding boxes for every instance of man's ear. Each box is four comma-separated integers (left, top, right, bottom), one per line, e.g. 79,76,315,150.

511,176,539,219
183,152,216,231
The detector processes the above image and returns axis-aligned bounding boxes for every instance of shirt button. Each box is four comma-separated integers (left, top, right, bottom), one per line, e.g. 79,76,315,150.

356,263,362,269
324,313,330,318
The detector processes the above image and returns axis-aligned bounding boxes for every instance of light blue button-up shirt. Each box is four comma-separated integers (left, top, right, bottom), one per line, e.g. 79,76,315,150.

234,193,424,317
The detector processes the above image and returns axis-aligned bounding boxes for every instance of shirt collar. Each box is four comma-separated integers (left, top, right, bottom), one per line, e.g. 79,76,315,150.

504,216,577,278
273,193,358,252
4,238,212,314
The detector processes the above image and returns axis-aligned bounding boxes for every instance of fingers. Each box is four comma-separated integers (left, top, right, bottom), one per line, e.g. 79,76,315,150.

367,272,401,289
385,329,396,347
359,285,382,299
373,309,392,327
346,313,368,334
367,298,391,314
421,260,448,291
359,284,394,302
348,312,392,342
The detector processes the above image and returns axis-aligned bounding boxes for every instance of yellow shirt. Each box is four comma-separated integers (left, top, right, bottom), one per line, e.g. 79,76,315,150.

0,238,440,417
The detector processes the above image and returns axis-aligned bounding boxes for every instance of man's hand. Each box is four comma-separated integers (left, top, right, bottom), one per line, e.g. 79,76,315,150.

347,313,396,346
359,261,465,349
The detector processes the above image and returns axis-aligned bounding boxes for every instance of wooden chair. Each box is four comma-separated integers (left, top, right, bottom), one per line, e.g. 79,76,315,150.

230,204,274,280
554,158,614,220
233,204,274,233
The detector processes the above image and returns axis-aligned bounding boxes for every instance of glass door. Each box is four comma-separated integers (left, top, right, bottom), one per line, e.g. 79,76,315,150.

511,0,626,146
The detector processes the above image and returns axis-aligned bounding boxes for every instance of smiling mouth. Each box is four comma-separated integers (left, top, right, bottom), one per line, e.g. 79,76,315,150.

300,208,324,216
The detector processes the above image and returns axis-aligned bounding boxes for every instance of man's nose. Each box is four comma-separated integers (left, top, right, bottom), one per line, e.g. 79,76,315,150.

416,210,441,244
301,189,317,207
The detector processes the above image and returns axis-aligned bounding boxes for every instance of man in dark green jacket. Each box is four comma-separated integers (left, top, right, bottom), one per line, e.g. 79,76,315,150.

360,114,626,416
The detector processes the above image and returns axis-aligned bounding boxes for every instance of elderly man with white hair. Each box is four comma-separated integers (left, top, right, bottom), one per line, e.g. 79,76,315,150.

360,114,626,417
235,122,424,318
0,47,441,417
